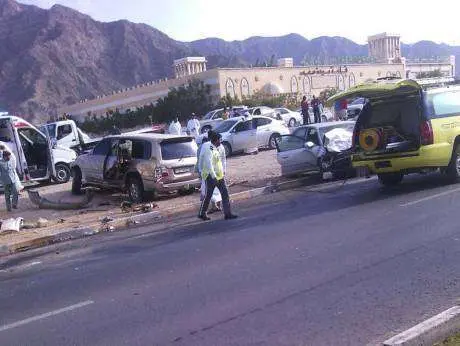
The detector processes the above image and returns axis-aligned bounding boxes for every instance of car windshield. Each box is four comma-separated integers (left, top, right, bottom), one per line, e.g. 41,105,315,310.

214,119,238,133
40,124,56,138
203,111,217,120
160,139,197,160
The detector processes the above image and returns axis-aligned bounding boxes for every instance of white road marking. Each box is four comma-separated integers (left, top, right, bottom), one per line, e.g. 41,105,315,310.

0,300,94,332
400,187,460,207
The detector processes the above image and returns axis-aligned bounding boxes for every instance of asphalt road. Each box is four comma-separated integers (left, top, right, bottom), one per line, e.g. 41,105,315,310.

0,173,459,345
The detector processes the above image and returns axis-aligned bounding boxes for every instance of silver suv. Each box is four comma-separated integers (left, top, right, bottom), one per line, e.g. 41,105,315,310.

71,134,200,202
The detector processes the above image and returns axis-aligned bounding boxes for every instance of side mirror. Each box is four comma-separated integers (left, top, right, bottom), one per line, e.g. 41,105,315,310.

305,141,315,149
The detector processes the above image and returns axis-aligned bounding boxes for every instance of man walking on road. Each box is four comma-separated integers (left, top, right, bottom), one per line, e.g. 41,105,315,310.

198,131,237,221
301,96,310,125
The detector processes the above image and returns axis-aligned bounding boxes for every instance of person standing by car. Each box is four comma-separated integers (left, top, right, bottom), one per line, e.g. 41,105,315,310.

301,96,310,125
187,113,201,138
311,95,321,123
198,131,237,221
169,116,182,135
110,124,121,135
0,150,22,211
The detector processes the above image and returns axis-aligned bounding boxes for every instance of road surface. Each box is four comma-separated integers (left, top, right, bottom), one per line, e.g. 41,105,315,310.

0,173,459,345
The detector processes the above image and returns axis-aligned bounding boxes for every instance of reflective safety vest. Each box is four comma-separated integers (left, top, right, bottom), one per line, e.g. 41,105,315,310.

200,144,224,181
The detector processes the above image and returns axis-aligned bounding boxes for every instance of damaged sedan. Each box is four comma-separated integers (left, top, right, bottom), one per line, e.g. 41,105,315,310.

275,121,356,179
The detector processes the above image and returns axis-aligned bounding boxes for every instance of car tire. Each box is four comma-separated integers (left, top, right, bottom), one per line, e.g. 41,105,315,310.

288,118,297,127
269,133,281,149
322,115,328,123
222,142,232,157
201,126,212,134
127,176,145,203
53,163,71,184
378,172,404,186
71,167,83,195
445,143,460,182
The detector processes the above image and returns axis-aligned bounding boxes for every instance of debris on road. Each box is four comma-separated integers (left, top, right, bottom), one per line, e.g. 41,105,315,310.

101,216,114,224
0,217,24,233
27,189,94,210
121,201,157,213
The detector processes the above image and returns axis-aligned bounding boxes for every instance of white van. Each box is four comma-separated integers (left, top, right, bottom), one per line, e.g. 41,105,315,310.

0,115,77,185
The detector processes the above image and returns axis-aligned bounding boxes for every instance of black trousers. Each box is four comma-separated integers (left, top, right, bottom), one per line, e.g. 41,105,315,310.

302,110,310,125
199,176,231,217
313,108,321,123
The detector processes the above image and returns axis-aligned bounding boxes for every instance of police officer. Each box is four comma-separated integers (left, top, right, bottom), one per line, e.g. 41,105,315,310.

198,131,237,221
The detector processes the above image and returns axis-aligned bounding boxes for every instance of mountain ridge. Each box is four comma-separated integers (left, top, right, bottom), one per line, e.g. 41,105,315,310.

1,0,459,121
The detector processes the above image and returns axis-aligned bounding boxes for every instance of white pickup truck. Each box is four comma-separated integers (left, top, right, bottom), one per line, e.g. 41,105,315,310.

40,120,100,154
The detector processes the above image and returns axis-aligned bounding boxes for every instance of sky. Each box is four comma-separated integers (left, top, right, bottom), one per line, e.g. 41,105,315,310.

16,0,460,45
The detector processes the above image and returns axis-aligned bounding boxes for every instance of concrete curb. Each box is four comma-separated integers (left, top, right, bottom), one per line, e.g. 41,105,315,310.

1,176,370,256
383,306,460,346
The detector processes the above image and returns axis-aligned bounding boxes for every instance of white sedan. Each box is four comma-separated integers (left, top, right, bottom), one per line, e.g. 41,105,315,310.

213,116,290,156
274,108,303,127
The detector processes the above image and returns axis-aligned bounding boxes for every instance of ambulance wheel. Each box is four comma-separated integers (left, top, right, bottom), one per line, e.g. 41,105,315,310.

71,167,83,195
378,172,404,186
53,163,71,184
445,144,460,182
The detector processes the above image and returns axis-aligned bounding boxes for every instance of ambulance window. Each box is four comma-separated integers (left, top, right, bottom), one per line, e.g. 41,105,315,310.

18,128,46,145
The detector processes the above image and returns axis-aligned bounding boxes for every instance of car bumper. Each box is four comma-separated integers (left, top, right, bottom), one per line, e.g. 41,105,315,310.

352,143,452,174
144,178,201,192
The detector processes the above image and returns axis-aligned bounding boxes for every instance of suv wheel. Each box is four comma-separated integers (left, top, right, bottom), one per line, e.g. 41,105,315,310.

288,118,296,127
269,133,281,149
378,172,404,186
71,167,83,195
128,176,144,203
321,115,328,123
445,144,460,182
53,163,71,184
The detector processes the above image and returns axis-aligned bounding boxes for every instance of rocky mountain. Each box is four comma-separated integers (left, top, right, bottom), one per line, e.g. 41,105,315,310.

1,0,460,122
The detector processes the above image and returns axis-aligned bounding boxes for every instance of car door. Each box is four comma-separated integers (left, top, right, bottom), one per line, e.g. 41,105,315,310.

84,138,112,182
254,117,273,147
103,139,132,187
232,120,257,152
276,135,319,176
56,122,78,147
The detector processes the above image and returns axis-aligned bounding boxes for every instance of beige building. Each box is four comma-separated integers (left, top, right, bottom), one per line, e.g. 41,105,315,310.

60,33,456,121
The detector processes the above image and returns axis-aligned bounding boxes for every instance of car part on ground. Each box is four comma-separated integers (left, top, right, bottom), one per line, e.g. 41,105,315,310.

28,189,94,210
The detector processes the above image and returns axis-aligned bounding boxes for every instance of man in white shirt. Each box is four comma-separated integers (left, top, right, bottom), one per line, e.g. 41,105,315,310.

186,113,201,138
168,117,182,135
0,142,16,171
198,131,237,221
